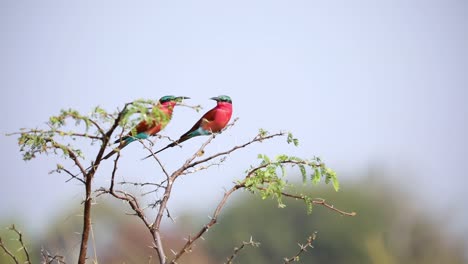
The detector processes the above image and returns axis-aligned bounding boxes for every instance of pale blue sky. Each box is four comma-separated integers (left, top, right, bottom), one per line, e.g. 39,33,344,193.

1,0,467,238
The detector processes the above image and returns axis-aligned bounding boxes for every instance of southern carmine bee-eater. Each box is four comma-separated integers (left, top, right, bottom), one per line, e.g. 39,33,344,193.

102,95,189,160
142,95,233,159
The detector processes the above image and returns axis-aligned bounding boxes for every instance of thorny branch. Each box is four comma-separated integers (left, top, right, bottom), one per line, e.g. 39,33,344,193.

169,157,355,263
96,142,161,262
51,142,87,184
170,183,243,263
0,237,19,264
283,233,317,263
225,237,260,264
77,101,136,264
7,129,102,140
0,225,32,264
41,248,66,264
257,188,357,216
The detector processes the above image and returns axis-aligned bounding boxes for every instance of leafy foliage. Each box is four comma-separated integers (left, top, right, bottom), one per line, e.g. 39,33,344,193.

242,131,339,214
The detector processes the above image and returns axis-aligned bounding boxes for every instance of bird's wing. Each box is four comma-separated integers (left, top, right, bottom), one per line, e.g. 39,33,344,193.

179,108,216,140
134,120,151,134
113,120,150,144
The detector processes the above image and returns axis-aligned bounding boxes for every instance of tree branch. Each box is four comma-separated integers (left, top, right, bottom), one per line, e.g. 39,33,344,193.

225,237,260,264
186,131,286,171
10,225,31,264
7,129,102,140
283,233,317,263
41,247,66,264
0,225,32,264
274,191,356,217
169,183,244,263
76,101,138,264
0,237,19,264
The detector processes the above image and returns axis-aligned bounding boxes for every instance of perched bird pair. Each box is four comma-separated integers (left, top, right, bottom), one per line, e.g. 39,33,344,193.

103,95,233,160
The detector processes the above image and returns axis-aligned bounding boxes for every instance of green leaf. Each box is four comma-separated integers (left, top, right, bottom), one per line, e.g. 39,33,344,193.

325,168,339,191
275,154,288,162
312,168,321,184
258,128,268,137
304,196,313,214
299,164,307,183
280,165,286,177
287,132,299,146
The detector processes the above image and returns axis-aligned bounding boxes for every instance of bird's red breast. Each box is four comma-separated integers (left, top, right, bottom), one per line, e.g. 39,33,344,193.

201,101,233,132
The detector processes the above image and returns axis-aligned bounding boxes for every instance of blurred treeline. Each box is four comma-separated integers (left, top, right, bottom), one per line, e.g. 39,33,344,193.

1,175,466,264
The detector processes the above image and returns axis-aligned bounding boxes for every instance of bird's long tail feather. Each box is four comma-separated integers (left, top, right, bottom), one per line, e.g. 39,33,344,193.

141,141,178,160
141,134,193,160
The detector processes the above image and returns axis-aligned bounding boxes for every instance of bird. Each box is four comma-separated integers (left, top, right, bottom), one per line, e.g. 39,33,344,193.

142,95,233,159
101,95,189,160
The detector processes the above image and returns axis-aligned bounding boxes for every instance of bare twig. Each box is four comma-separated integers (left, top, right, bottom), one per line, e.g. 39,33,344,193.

272,191,356,216
185,131,286,171
141,141,170,180
51,142,88,181
0,237,19,264
283,233,317,263
169,183,244,263
177,102,203,112
119,180,167,189
0,225,32,264
96,141,168,263
62,166,86,184
7,129,102,140
225,237,260,264
109,151,121,193
10,225,31,264
87,118,106,137
181,157,227,176
312,198,356,216
41,247,66,264
151,135,219,263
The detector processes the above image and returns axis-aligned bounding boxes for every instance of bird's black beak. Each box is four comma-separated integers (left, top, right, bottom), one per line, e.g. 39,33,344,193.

210,96,220,101
175,96,190,102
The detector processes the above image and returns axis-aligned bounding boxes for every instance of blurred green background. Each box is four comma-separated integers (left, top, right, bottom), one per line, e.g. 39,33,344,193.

1,172,466,263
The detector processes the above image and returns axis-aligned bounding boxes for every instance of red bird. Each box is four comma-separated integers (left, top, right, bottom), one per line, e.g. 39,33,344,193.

102,95,189,160
143,95,233,159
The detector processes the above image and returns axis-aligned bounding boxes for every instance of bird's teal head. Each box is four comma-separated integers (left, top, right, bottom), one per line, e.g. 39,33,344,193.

159,95,190,103
210,95,232,104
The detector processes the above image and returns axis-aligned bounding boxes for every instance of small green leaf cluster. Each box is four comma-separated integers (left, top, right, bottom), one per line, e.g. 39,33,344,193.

17,108,98,160
90,106,114,123
243,153,339,214
17,131,83,161
17,131,53,160
258,128,268,138
287,132,299,146
49,108,92,130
